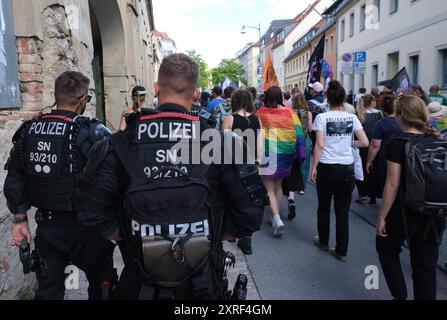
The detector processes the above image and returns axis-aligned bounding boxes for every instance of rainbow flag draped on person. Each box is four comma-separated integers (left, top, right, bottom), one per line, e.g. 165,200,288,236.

257,107,307,179
435,117,447,131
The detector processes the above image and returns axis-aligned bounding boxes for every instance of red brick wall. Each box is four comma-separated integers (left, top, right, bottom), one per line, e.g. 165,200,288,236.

16,37,43,112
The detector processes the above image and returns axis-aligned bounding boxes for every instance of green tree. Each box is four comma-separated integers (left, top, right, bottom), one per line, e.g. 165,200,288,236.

211,59,245,86
187,50,210,89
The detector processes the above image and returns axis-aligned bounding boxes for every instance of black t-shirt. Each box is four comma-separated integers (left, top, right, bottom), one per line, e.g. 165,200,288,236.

385,133,445,242
385,133,440,165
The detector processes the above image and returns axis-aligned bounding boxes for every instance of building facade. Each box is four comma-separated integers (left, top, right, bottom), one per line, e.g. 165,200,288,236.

260,20,293,71
152,30,176,58
272,22,298,90
152,30,177,82
284,26,322,93
0,0,155,300
336,0,447,94
281,0,336,92
237,42,260,88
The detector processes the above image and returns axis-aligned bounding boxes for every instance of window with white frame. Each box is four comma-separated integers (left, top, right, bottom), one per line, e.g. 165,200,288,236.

341,20,345,41
360,4,366,31
441,49,447,89
409,55,419,84
349,13,355,37
374,0,381,22
390,0,398,14
372,64,379,87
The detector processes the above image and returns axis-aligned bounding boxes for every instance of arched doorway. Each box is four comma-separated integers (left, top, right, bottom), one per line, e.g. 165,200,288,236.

89,0,127,130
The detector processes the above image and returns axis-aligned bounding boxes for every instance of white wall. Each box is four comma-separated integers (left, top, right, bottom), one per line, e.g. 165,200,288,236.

283,0,335,55
273,44,285,89
282,0,335,86
247,46,259,87
337,0,447,93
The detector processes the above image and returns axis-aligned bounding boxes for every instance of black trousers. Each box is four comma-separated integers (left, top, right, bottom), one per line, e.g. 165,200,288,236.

34,223,115,300
355,147,378,201
316,163,355,256
376,202,445,300
282,160,305,195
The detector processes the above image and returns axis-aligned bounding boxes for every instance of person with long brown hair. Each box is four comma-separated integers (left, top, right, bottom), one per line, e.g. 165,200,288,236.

355,94,384,207
222,89,263,254
376,95,446,300
257,86,307,237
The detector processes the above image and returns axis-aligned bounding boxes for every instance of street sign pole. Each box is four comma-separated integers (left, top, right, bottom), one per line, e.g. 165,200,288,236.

341,51,366,107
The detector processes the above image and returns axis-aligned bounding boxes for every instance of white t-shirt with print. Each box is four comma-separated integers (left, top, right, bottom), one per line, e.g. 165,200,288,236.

313,111,363,165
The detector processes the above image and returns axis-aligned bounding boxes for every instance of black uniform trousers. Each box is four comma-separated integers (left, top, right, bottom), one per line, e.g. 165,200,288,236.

316,163,355,257
34,215,115,300
376,201,445,300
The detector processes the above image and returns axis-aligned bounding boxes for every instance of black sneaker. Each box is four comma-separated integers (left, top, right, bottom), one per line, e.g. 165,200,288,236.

330,248,347,262
237,237,253,255
369,200,379,208
356,196,368,204
313,236,329,251
288,201,296,220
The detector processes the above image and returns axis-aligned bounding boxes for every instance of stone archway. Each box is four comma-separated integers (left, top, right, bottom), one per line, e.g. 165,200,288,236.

89,0,128,130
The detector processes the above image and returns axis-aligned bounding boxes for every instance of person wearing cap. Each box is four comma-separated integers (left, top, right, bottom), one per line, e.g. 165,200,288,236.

307,82,327,152
120,86,147,130
428,85,447,106
207,86,225,113
428,101,447,132
307,82,325,105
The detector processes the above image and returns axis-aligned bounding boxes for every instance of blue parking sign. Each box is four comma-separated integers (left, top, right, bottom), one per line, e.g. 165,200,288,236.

354,52,366,62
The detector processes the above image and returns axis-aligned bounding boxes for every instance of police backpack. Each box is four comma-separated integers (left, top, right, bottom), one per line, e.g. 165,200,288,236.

110,115,220,299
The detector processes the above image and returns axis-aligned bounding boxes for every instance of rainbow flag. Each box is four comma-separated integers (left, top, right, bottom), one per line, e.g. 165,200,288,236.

257,107,306,179
435,117,447,131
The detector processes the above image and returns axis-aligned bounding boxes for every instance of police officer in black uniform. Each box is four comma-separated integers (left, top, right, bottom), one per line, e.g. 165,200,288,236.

4,71,116,300
77,54,266,300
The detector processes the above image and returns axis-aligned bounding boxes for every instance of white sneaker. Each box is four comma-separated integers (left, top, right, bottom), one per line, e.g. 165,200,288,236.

273,219,285,238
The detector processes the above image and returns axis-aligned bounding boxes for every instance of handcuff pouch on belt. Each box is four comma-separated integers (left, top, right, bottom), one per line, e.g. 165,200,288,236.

141,233,210,285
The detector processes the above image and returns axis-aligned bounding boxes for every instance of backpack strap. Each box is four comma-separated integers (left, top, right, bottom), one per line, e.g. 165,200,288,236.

110,133,147,185
395,136,411,242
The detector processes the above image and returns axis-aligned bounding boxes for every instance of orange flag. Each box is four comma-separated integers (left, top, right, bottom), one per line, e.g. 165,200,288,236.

263,53,279,91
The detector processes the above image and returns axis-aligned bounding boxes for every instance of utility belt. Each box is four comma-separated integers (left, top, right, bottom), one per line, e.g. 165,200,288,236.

35,209,80,226
137,233,230,300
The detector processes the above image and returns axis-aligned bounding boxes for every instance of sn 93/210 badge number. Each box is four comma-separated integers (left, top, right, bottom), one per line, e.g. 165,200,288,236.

28,140,62,176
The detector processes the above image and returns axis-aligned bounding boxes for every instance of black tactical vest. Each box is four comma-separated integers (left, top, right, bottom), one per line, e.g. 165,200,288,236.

113,110,212,240
22,114,87,211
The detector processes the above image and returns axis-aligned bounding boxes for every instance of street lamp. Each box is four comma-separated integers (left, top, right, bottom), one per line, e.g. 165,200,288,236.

241,24,262,90
241,24,261,42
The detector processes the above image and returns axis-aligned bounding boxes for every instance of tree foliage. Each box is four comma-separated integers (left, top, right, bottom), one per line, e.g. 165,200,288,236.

211,59,245,86
186,50,210,89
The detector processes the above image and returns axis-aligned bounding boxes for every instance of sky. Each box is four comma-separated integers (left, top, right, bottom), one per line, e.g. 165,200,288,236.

152,0,317,68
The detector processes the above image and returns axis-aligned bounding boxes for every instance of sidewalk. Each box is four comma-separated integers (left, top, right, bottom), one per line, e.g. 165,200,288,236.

65,242,260,300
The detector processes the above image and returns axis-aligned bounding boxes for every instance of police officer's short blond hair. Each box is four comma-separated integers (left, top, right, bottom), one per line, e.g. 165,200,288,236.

158,53,199,97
